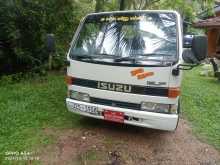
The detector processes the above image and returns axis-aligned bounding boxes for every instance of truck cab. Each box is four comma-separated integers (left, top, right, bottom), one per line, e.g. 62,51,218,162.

65,10,207,131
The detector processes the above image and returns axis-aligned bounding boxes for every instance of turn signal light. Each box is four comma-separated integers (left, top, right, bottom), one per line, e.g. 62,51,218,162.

168,87,180,98
65,76,74,85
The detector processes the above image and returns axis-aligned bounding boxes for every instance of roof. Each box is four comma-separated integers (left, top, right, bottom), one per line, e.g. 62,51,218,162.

194,16,220,28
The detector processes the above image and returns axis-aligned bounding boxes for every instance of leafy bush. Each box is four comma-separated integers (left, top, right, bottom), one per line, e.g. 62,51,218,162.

0,0,94,76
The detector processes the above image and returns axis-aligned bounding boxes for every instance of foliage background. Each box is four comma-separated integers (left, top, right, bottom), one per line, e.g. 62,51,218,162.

0,0,94,76
0,0,215,76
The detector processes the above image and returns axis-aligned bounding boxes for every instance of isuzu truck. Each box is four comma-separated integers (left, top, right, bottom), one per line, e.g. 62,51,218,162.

65,10,207,131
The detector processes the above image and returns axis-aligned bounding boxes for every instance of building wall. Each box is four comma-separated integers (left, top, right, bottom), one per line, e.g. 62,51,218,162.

207,29,219,57
207,11,220,57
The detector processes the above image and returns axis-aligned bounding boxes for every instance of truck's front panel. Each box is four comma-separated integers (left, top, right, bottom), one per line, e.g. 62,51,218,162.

66,11,182,131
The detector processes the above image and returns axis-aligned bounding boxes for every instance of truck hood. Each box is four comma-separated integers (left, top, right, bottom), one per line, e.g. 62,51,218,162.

67,60,172,88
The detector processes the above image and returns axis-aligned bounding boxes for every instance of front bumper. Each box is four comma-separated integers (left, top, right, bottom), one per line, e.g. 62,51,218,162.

66,98,179,131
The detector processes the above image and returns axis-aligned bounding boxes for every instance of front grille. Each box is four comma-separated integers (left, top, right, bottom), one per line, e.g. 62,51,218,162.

90,97,141,110
72,77,169,97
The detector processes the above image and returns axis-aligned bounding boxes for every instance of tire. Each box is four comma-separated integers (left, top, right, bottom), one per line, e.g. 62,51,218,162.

174,99,181,131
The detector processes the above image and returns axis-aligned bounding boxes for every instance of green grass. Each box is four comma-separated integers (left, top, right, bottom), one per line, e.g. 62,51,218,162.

0,68,219,164
0,73,83,165
182,67,220,149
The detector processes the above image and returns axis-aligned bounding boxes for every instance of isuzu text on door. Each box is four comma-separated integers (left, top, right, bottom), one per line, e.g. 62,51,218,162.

65,11,207,131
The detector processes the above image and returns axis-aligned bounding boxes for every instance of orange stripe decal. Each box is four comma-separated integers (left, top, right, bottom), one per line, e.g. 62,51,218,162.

137,72,154,80
130,68,144,76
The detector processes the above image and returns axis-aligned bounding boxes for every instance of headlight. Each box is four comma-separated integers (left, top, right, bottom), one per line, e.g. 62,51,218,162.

141,102,177,114
69,90,90,102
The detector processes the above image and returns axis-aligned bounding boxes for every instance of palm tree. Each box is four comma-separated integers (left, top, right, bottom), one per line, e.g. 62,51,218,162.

95,0,104,12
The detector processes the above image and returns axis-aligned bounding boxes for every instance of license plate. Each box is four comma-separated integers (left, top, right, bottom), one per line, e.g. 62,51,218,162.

71,103,98,115
103,110,124,123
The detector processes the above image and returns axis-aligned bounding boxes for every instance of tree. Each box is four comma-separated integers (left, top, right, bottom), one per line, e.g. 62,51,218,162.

95,0,104,12
125,0,160,10
119,0,125,10
96,0,214,33
0,0,94,75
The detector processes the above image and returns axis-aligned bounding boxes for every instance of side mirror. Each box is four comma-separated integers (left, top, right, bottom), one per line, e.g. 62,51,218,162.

182,35,207,64
46,34,56,53
183,35,193,48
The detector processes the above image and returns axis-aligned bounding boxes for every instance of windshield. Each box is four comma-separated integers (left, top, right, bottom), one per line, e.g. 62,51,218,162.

70,12,178,63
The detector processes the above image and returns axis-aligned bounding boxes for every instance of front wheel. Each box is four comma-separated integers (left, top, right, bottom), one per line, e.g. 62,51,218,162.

174,99,181,131
177,99,181,114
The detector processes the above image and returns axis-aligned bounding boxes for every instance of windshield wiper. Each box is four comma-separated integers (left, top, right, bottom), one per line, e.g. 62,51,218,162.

133,53,175,62
96,53,118,58
114,57,136,63
113,54,168,63
134,53,172,57
74,53,117,59
73,55,95,59
96,53,113,56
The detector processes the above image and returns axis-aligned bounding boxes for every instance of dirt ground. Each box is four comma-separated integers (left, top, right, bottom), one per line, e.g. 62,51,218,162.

40,118,220,165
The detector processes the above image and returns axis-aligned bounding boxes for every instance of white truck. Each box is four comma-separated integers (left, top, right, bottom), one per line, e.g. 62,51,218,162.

65,10,207,131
